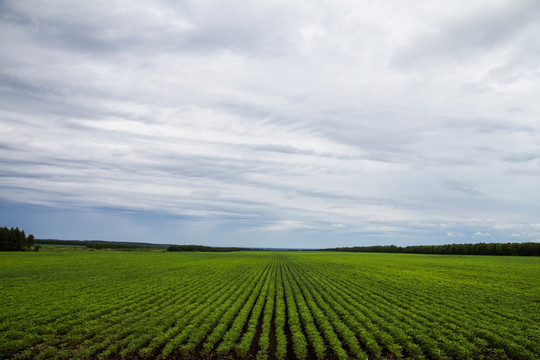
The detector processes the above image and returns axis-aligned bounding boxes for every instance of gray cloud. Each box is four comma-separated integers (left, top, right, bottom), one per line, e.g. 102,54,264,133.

442,117,535,134
445,181,483,196
1,0,539,246
504,152,540,163
393,0,540,69
1,0,305,56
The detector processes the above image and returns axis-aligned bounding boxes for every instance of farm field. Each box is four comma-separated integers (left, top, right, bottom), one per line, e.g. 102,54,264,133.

0,251,539,360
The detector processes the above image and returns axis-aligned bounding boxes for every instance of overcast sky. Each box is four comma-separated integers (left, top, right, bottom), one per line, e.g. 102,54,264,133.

1,0,539,248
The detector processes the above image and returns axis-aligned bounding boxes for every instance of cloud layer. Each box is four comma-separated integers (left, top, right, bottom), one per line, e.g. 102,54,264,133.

1,0,539,247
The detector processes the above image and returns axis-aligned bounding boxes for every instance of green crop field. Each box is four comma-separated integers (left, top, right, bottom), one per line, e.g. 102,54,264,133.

0,251,538,360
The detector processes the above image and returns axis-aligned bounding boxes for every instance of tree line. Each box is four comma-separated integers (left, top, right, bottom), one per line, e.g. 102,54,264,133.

0,227,36,251
321,242,540,256
85,241,167,250
34,239,168,250
167,245,256,252
32,240,250,251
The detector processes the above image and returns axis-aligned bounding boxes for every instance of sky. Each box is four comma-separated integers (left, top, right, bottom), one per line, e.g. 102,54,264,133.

1,0,540,248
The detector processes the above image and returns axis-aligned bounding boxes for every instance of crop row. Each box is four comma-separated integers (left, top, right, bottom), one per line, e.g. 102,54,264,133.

1,251,538,359
300,258,538,359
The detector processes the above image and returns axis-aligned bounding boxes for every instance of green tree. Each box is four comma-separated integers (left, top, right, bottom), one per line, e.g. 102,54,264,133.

27,234,35,248
0,227,35,251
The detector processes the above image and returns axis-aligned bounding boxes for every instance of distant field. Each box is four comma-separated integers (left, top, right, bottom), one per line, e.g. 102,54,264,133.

36,244,87,250
0,251,538,359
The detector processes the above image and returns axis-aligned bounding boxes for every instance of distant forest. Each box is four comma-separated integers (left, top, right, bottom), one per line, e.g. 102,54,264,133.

34,239,168,250
33,240,251,252
3,231,539,255
0,227,35,251
167,245,256,252
322,242,540,256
